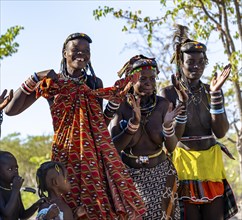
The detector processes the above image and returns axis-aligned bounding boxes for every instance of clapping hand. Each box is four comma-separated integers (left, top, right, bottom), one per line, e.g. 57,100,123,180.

171,74,188,103
127,94,141,125
163,103,184,127
0,89,13,111
210,64,231,92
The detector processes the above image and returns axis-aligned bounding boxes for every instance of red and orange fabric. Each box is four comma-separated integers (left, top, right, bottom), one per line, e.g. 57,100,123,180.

36,73,146,220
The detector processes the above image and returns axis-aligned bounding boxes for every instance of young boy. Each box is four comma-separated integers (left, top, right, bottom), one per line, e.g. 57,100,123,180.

0,151,44,220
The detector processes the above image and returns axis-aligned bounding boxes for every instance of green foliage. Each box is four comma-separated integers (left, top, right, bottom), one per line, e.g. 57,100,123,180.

222,136,242,201
0,26,24,59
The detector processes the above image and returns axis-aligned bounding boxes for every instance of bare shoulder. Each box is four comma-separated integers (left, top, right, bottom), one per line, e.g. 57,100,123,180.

156,96,170,112
95,76,103,88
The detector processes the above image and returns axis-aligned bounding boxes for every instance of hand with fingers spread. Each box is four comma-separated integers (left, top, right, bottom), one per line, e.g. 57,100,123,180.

210,64,231,92
171,74,188,103
163,102,185,127
0,89,13,111
128,94,141,125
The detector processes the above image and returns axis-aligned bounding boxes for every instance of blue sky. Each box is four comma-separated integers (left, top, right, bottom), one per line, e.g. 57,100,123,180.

0,1,230,138
1,1,167,138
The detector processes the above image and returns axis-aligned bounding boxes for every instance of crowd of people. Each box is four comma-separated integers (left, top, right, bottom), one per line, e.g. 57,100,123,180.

0,25,239,220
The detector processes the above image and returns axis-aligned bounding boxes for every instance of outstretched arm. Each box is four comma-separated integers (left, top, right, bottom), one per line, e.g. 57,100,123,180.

5,70,58,116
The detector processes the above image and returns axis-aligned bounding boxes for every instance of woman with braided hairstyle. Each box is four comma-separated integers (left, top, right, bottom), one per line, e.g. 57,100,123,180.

110,54,186,219
161,25,238,220
5,33,146,219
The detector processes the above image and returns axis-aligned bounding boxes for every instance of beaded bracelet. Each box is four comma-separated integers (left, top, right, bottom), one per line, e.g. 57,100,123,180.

33,72,40,83
103,111,114,120
210,90,225,114
20,75,39,95
162,123,175,137
175,114,187,124
125,119,139,134
210,108,225,114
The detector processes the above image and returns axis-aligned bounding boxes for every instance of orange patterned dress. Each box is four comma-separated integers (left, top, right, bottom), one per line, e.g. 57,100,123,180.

36,75,145,220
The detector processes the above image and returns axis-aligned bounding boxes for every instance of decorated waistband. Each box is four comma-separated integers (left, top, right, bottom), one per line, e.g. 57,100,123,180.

122,149,163,164
181,135,214,141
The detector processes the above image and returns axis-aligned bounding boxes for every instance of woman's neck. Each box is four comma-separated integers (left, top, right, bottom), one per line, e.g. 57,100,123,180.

66,68,85,78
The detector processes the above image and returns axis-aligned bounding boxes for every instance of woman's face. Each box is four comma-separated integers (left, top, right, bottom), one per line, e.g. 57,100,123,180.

64,38,90,71
133,69,157,96
181,52,206,81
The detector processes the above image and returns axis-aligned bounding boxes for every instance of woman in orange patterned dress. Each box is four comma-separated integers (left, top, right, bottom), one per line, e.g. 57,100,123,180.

5,33,146,219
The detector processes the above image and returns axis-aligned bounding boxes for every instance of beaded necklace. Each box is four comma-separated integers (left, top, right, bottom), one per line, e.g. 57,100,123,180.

0,185,12,191
62,70,87,85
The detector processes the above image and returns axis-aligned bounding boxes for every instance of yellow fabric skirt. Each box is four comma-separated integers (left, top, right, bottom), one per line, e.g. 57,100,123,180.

172,144,226,182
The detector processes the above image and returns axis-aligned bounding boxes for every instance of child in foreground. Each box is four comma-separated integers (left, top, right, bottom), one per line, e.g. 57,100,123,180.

36,161,74,220
0,150,43,220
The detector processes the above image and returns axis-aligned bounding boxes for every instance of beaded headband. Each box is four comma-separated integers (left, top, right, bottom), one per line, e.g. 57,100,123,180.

117,54,159,78
180,41,207,53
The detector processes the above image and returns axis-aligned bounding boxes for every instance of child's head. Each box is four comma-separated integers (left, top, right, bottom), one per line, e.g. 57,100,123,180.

0,151,19,186
36,161,70,198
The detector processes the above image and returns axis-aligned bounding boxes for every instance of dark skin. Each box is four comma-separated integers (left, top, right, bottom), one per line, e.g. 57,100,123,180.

161,52,230,220
111,69,184,168
0,153,43,220
0,89,13,111
38,168,73,220
5,38,103,117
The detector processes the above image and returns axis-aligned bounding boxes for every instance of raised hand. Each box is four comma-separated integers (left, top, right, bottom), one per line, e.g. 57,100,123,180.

171,74,188,103
127,94,141,125
210,64,231,92
163,102,184,127
0,89,13,111
12,175,24,191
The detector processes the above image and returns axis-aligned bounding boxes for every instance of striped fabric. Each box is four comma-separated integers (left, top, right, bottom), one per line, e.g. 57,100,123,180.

128,159,180,220
36,75,146,220
172,144,238,219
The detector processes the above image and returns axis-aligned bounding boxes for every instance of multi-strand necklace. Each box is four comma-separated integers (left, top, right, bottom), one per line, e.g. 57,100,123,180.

62,70,87,85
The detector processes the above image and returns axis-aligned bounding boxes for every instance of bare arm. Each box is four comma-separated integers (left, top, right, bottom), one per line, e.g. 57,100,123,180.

210,64,231,138
162,102,184,153
5,70,58,116
111,95,140,153
5,89,38,115
0,176,23,218
160,86,186,141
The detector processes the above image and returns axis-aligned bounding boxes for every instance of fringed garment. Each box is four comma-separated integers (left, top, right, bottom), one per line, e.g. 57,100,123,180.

36,74,146,220
128,159,180,220
172,144,238,220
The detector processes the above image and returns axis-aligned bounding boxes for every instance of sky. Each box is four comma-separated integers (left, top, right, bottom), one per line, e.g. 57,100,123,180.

0,0,233,138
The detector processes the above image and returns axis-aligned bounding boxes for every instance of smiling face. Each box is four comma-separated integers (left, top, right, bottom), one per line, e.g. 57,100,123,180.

63,38,91,74
181,52,206,81
133,68,157,96
0,153,19,186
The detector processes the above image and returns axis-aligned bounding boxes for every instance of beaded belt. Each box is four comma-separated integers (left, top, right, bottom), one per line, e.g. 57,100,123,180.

122,149,163,164
181,135,214,141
